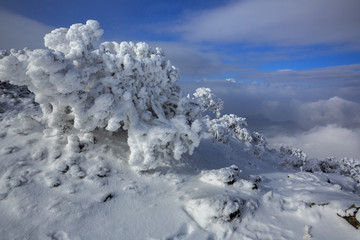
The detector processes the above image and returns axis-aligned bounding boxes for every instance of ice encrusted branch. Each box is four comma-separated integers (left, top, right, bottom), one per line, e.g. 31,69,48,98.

207,114,267,156
0,20,208,170
193,87,223,118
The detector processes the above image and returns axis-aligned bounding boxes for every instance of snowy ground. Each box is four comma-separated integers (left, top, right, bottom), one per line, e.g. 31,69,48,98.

1,82,360,240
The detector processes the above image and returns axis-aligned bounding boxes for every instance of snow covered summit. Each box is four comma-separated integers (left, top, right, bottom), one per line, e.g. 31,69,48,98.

0,21,359,240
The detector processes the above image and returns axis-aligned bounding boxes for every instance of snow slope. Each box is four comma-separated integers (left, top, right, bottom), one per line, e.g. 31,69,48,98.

0,81,359,240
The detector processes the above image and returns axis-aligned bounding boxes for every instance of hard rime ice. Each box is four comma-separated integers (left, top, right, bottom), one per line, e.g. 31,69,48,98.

0,20,221,170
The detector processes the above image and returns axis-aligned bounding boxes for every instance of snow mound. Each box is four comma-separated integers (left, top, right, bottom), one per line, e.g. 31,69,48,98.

185,195,245,238
200,165,241,186
280,145,307,168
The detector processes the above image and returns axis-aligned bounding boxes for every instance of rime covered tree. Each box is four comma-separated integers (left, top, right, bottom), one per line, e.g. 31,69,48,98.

0,20,208,170
0,20,267,171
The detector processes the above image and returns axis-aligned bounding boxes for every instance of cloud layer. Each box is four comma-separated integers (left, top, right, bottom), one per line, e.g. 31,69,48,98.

176,0,360,48
267,125,360,160
261,96,360,129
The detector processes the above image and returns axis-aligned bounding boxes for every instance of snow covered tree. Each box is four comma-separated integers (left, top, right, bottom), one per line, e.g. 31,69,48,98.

280,145,307,168
0,20,209,170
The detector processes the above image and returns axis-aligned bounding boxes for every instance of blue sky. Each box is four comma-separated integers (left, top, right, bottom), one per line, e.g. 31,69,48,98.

0,0,359,82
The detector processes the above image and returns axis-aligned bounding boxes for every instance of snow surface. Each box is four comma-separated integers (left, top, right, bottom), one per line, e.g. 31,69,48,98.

0,21,360,240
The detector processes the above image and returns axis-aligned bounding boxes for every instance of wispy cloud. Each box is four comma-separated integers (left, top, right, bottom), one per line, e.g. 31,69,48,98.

151,41,232,79
0,8,54,50
175,0,360,49
240,64,360,87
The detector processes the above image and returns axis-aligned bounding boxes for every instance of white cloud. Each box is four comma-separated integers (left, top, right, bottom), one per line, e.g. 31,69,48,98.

226,78,236,83
152,41,232,78
0,8,54,50
267,125,360,160
176,0,360,48
260,96,360,129
296,97,360,128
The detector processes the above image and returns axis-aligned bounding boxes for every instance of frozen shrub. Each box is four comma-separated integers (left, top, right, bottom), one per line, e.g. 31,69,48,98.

339,158,360,175
315,157,360,188
193,87,223,118
301,157,340,173
127,115,203,169
285,151,360,189
318,157,339,173
280,145,307,168
0,20,208,170
339,158,360,186
302,156,360,184
251,131,266,156
208,114,248,143
208,114,266,156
